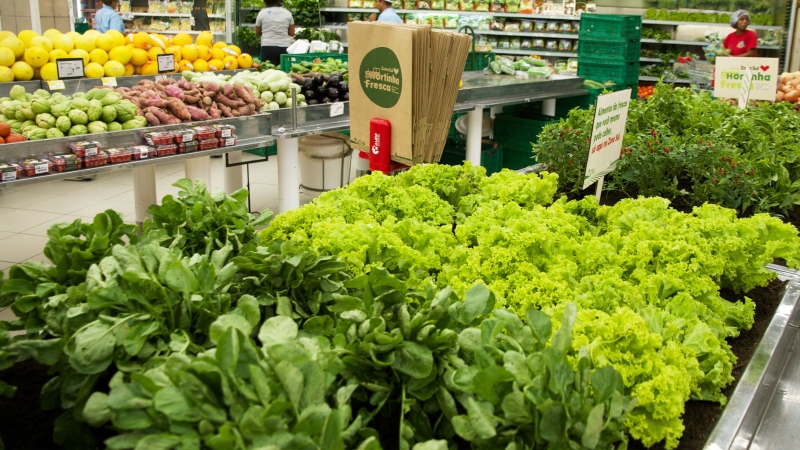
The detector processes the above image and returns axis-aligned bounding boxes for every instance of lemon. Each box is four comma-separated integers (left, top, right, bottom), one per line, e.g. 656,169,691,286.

40,62,58,80
178,59,194,72
237,53,253,69
10,61,33,81
0,31,15,43
95,34,114,52
147,47,163,62
222,55,238,70
141,61,158,75
192,59,209,72
84,30,101,40
130,48,149,66
23,47,48,68
69,49,90,65
0,66,13,82
103,60,125,77
52,34,74,53
133,32,152,50
108,46,132,65
1,37,25,58
73,34,96,53
208,59,223,71
43,29,62,40
0,47,14,67
17,30,40,47
181,44,198,62
30,36,53,53
165,46,181,63
48,49,69,62
89,48,109,65
196,44,211,61
106,30,127,48
195,31,213,48
84,62,104,78
123,63,134,76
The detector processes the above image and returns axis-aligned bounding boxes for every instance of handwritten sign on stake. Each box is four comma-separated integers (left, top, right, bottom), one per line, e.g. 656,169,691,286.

583,89,632,199
738,66,753,109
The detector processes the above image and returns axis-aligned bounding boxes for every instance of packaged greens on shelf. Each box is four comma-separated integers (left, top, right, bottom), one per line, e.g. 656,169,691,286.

478,15,491,29
533,38,545,48
475,0,490,12
506,0,520,12
520,0,533,13
431,15,445,28
490,17,506,30
444,14,459,28
446,0,459,10
510,36,522,49
432,0,444,9
416,0,431,9
497,37,511,49
348,13,362,22
490,56,515,74
521,38,532,49
460,0,474,9
363,0,375,7
348,0,362,6
504,20,520,32
491,0,505,12
559,39,572,52
520,19,532,31
475,34,492,51
406,13,418,23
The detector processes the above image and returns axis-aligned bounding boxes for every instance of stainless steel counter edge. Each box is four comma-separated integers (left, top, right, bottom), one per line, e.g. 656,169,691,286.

705,266,800,450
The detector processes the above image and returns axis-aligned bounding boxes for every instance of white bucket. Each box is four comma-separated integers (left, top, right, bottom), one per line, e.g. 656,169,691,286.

299,133,352,198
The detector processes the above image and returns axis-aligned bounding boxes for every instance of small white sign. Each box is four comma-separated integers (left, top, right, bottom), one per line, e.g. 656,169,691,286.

1,171,17,181
56,58,85,80
225,138,235,146
220,129,232,138
86,147,98,157
34,163,49,175
102,77,118,87
715,57,779,101
330,102,344,117
47,80,66,90
583,89,632,190
738,66,753,109
156,53,175,73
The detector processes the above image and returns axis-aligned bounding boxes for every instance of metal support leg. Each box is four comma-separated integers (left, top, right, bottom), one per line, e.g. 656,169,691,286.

132,165,157,225
184,156,211,185
224,151,244,194
466,107,484,165
277,137,300,213
543,98,556,117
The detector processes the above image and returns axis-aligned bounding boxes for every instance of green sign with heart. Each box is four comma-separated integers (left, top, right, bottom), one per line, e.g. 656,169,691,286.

359,47,403,108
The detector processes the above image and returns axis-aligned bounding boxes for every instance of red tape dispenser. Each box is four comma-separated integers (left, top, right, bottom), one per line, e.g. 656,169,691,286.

369,118,391,174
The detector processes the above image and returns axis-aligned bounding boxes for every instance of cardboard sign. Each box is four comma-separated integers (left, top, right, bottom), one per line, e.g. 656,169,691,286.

738,66,753,109
56,58,85,80
157,53,175,73
714,57,778,101
102,77,118,87
583,89,632,189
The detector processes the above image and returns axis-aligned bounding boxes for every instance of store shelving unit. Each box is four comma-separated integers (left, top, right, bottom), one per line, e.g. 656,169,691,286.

120,0,233,42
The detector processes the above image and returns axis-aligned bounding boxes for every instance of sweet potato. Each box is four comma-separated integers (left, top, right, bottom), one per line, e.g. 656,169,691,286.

215,93,245,108
184,95,201,104
233,84,255,104
199,81,222,94
208,104,222,119
144,112,160,126
217,103,233,117
140,96,167,108
186,105,212,121
223,84,234,97
165,84,184,100
144,106,173,125
156,77,177,86
166,97,191,121
237,104,255,116
203,97,213,106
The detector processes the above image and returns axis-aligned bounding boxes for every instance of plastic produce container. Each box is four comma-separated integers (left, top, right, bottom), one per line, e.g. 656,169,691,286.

194,126,216,140
154,144,177,157
0,163,22,182
20,159,53,177
172,129,196,143
178,142,198,153
107,148,133,164
83,152,109,168
129,146,152,160
198,138,218,150
219,136,237,147
68,140,102,158
144,132,174,146
213,124,235,138
50,154,82,172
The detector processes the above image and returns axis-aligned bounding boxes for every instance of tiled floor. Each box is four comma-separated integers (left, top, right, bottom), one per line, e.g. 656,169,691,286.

0,154,283,272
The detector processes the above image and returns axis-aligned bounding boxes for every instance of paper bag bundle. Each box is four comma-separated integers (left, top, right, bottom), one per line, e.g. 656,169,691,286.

347,22,472,165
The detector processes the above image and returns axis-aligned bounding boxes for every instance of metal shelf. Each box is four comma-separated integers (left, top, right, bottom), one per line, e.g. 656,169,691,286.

639,76,691,84
320,7,576,20
495,49,577,57
124,29,225,35
125,12,225,18
642,19,782,31
640,57,664,63
641,38,780,49
474,30,579,39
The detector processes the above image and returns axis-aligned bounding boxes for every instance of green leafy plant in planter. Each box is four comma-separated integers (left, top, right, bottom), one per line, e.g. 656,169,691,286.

285,0,328,28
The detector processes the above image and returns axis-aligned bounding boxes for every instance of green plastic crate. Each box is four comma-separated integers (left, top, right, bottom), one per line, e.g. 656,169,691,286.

439,141,503,175
464,52,494,72
577,35,641,61
502,146,537,171
280,53,349,72
493,114,557,152
245,142,277,157
579,14,642,38
578,59,639,86
74,22,89,34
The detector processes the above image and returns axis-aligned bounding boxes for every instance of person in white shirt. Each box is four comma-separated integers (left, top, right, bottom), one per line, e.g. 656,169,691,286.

368,0,404,24
255,0,295,66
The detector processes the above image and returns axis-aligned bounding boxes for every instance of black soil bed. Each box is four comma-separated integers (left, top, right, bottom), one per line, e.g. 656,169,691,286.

629,277,788,450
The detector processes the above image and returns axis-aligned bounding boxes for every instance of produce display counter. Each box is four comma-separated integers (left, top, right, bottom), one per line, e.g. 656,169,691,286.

706,265,800,450
0,113,274,223
269,74,586,213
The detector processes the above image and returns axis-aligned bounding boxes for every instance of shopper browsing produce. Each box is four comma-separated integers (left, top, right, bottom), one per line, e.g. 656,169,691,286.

367,0,404,24
255,0,295,66
723,10,758,57
94,0,125,34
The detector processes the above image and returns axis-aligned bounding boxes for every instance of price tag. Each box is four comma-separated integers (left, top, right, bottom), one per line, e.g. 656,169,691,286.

330,102,344,117
47,80,66,90
102,77,117,87
225,138,235,146
183,133,193,142
56,58,85,80
583,89,632,192
139,149,149,159
157,53,175,73
86,147,98,157
35,164,49,175
1,171,17,181
220,129,232,138
738,66,753,110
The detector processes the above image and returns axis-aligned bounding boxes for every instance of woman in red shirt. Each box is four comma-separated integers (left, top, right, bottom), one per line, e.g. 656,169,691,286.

723,10,758,57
